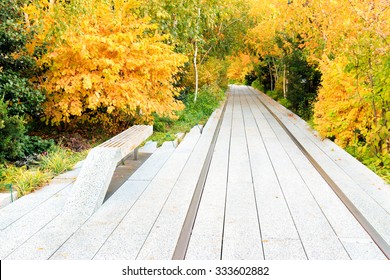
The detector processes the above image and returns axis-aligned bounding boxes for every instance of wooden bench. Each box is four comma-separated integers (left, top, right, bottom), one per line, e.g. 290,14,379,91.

62,125,153,219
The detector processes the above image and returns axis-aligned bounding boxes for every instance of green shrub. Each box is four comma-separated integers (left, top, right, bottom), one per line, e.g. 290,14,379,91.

153,114,174,133
266,90,283,100
251,79,264,92
1,99,55,163
22,135,55,157
186,85,225,114
296,96,315,121
149,85,225,145
0,99,26,162
0,0,48,163
279,97,292,109
0,0,46,119
148,132,176,146
0,72,45,118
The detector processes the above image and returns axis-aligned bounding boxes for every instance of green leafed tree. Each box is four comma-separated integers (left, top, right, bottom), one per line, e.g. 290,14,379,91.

0,0,48,162
0,0,46,119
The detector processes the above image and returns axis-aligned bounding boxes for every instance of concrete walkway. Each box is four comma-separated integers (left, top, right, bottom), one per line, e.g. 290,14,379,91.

186,85,388,260
0,85,388,260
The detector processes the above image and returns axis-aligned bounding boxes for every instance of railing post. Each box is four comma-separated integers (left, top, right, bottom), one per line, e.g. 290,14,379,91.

134,147,139,160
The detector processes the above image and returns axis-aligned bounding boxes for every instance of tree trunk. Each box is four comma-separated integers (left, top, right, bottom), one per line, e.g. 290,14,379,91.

368,57,377,125
24,12,30,27
194,40,199,103
268,62,273,91
272,57,279,84
193,7,201,103
283,63,287,98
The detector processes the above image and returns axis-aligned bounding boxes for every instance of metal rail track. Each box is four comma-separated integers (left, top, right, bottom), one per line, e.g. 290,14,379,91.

173,86,390,259
172,92,230,260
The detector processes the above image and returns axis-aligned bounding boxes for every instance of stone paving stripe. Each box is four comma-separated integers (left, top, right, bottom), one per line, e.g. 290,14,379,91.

0,186,69,259
0,179,73,231
185,97,233,260
221,89,263,260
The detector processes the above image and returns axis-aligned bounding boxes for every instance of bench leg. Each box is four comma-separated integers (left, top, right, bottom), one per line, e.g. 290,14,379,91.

133,147,139,160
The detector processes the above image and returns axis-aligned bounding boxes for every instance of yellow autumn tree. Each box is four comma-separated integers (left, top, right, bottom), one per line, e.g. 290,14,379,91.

313,55,369,147
247,0,390,171
227,52,258,83
25,0,187,129
184,57,229,93
309,0,390,154
246,0,289,58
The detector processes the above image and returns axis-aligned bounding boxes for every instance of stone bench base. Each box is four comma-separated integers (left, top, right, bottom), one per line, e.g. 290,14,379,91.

62,125,152,219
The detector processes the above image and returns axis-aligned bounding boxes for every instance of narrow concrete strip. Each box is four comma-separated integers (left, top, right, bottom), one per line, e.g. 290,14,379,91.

262,239,308,260
0,192,18,210
222,89,263,260
185,97,234,260
0,186,70,259
138,141,157,154
129,142,175,182
55,165,82,180
242,92,306,260
341,238,386,260
0,179,73,230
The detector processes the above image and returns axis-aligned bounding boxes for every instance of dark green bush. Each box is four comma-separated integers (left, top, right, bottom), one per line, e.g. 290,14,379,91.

266,90,283,100
251,79,264,92
22,136,55,156
184,85,225,117
1,0,46,119
1,99,55,163
153,114,175,133
0,72,45,118
0,99,26,162
0,0,50,163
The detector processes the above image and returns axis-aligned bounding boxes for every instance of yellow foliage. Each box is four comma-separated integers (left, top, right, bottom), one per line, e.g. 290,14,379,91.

313,56,368,147
25,0,187,128
227,52,258,83
246,0,294,57
248,0,390,162
185,57,229,91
